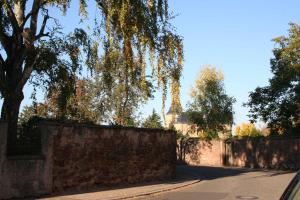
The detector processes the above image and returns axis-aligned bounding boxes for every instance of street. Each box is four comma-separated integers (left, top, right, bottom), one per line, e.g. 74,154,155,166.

136,166,296,200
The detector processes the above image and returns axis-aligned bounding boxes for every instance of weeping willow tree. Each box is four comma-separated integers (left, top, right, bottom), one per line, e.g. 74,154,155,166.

91,48,154,126
96,0,184,121
0,0,183,143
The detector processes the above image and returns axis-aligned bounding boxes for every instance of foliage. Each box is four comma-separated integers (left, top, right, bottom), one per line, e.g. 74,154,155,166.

142,109,163,129
176,130,190,162
246,23,300,135
18,103,49,125
0,0,184,140
45,79,98,123
234,123,263,137
186,66,236,138
91,49,152,126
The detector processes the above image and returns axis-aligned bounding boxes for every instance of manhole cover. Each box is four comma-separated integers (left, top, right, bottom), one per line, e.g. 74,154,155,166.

236,196,259,199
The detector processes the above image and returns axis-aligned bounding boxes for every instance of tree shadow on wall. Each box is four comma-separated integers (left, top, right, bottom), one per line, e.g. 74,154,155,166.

224,137,300,171
177,137,214,165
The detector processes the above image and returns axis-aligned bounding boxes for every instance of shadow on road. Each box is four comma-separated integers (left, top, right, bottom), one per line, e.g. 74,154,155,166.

176,165,250,181
35,165,296,200
176,164,296,181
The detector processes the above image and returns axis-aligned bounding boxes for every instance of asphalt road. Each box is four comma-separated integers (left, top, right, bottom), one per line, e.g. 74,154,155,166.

136,165,296,200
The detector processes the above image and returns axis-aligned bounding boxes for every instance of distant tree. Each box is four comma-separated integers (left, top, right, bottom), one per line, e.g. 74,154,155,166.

186,66,236,138
234,123,263,137
19,103,49,125
19,79,98,124
246,23,300,136
142,109,163,129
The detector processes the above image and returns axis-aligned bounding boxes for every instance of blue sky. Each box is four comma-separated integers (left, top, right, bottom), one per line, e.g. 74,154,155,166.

141,0,300,126
6,0,300,126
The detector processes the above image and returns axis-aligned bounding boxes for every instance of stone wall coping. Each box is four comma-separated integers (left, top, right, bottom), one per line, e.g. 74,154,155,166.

37,120,175,134
226,137,300,142
185,138,225,141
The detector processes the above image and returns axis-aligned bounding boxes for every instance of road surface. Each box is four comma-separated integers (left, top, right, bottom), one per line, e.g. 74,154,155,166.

136,165,296,200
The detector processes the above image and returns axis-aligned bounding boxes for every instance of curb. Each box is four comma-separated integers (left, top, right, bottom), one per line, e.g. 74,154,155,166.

107,179,201,200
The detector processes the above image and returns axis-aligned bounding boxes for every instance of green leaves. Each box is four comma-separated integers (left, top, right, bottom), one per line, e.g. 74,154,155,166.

1,0,183,131
186,66,235,137
91,48,153,125
246,23,300,135
97,0,183,115
142,109,163,129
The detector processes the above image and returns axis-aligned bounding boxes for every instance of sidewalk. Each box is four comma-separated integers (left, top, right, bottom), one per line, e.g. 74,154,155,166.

39,166,200,200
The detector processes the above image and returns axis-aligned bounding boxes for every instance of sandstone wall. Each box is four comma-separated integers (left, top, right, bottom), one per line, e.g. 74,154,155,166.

181,137,300,170
42,122,176,192
182,139,224,166
0,121,176,199
0,122,52,199
225,138,300,169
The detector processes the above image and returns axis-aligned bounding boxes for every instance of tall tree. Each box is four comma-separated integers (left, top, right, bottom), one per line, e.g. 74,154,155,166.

0,0,183,142
246,23,300,135
186,66,235,138
142,109,163,129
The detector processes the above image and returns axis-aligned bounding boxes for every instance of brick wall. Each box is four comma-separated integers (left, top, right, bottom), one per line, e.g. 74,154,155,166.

0,122,52,199
44,123,176,192
180,138,224,166
0,121,176,199
225,138,300,169
181,137,300,170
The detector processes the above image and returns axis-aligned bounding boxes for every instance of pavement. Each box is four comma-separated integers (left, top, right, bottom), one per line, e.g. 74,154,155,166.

38,165,296,200
39,166,201,200
135,166,297,200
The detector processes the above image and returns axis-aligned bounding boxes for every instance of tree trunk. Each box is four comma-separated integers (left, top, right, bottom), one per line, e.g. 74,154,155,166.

1,91,24,145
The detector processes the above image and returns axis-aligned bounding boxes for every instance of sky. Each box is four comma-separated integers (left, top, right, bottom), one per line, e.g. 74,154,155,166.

142,0,300,126
4,0,300,126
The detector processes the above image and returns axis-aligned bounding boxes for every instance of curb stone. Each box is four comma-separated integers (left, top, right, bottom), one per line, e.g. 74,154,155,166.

105,180,201,200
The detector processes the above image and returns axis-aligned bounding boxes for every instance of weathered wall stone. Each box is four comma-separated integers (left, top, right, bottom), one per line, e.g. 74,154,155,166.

182,139,224,166
225,138,300,170
182,138,300,170
0,121,176,199
36,123,176,192
44,123,176,192
0,122,52,199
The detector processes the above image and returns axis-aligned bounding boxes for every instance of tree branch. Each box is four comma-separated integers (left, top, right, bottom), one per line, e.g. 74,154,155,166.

0,54,6,93
0,2,12,52
34,14,49,41
3,0,20,32
96,1,108,15
34,32,49,41
15,54,39,93
0,29,11,53
30,0,42,35
20,11,32,29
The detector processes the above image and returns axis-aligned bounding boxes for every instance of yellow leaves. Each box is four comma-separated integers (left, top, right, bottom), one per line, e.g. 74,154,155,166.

176,39,183,68
191,65,223,98
96,0,183,124
197,65,223,84
79,0,87,18
149,46,155,73
119,0,129,31
234,122,263,137
123,36,133,68
171,78,182,114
